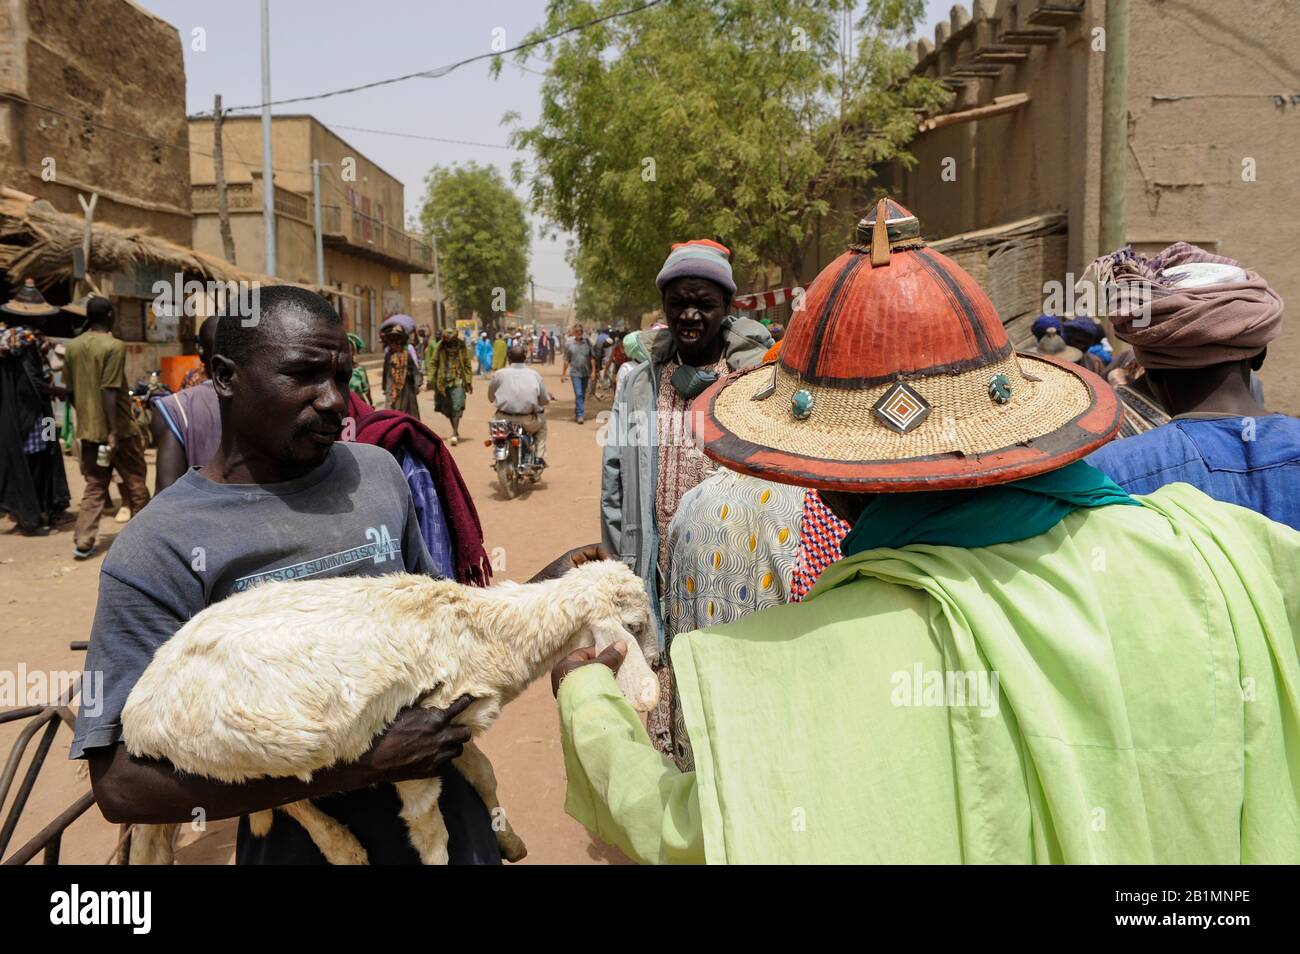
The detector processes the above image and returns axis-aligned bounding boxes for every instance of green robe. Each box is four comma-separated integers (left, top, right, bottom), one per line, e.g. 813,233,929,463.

559,483,1300,863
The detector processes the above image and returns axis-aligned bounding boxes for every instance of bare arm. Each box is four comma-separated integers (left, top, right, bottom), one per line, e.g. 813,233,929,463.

151,413,186,494
88,744,374,824
87,695,474,825
101,387,119,446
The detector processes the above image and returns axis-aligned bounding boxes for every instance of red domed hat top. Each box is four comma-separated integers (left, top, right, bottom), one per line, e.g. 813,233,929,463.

779,200,1011,388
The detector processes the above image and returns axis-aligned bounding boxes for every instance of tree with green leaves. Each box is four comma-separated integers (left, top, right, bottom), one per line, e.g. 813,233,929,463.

418,162,530,334
500,0,946,315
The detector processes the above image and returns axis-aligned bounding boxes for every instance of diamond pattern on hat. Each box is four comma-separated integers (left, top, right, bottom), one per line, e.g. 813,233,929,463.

873,381,932,434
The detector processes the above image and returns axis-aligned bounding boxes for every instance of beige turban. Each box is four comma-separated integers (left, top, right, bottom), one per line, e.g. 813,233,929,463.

1088,243,1283,370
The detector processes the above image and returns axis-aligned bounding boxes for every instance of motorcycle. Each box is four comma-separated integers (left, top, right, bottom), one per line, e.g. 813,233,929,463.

130,371,171,447
486,418,543,498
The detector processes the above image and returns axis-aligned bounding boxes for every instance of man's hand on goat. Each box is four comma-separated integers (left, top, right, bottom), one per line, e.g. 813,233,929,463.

551,641,626,697
529,543,615,583
354,693,475,783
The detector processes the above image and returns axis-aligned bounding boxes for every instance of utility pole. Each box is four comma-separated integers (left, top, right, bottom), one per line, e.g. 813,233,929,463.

213,94,237,265
259,0,276,275
430,231,444,330
311,159,325,287
530,276,536,327
76,192,98,299
1098,0,1129,254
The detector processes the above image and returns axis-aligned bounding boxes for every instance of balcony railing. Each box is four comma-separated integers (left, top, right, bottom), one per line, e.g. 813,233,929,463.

320,204,432,271
192,181,310,222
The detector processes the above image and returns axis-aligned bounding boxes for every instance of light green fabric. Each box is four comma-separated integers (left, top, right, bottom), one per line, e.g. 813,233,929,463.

559,483,1300,863
559,665,705,864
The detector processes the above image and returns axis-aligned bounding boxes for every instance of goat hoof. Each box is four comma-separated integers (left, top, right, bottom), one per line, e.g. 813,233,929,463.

498,831,528,863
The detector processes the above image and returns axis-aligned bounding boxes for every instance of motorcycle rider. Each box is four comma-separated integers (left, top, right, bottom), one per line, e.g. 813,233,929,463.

489,343,551,468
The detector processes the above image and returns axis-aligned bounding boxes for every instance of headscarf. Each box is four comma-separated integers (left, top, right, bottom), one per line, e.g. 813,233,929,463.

380,313,417,336
346,333,371,402
1031,314,1063,340
1063,317,1104,347
1082,243,1283,369
623,331,648,364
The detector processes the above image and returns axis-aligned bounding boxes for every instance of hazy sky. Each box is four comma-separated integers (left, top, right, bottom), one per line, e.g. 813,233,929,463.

139,0,953,303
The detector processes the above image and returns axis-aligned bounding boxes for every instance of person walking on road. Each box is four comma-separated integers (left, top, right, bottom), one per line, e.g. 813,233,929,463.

475,332,493,377
429,326,474,445
64,296,150,559
492,333,508,371
563,324,597,424
380,315,422,420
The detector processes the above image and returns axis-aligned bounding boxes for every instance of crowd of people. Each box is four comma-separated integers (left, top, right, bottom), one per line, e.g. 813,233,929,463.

2,193,1297,865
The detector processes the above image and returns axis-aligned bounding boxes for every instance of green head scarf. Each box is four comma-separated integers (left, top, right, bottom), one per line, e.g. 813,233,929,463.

623,331,648,364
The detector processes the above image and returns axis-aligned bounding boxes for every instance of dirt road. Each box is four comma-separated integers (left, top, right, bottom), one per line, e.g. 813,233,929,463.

0,361,629,864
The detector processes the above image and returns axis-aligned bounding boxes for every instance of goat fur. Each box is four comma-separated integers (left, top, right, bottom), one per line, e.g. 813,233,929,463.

121,560,656,864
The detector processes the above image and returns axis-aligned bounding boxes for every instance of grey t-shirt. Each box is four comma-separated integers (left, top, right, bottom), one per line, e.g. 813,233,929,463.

71,440,499,864
564,338,595,378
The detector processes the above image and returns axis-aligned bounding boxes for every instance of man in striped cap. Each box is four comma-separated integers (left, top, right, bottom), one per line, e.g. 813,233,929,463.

555,201,1300,864
599,239,772,721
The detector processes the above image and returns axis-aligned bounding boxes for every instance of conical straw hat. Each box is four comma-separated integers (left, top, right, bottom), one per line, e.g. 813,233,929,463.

1,279,60,319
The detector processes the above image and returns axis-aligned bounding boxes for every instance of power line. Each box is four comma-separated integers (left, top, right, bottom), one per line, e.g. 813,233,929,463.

322,123,519,151
205,0,665,115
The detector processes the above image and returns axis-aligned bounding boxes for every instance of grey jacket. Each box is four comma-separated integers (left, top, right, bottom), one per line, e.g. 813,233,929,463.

599,316,773,659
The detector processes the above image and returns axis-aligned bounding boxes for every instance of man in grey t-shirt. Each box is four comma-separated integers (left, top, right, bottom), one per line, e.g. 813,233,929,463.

72,287,501,864
563,324,597,424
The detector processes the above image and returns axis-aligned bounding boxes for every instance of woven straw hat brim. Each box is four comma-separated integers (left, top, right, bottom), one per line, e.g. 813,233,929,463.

695,352,1123,492
1,301,60,318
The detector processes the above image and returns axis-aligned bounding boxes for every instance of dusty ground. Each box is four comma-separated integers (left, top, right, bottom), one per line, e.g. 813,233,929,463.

0,361,630,865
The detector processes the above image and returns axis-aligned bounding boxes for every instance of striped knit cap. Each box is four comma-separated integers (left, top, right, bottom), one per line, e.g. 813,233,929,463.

655,239,737,295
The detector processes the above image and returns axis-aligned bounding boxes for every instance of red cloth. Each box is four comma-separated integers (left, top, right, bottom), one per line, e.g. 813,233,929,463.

788,489,851,603
349,393,491,586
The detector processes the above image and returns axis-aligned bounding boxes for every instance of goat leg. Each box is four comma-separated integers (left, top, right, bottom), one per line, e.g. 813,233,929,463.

455,741,527,862
394,777,450,864
128,822,178,865
280,799,370,865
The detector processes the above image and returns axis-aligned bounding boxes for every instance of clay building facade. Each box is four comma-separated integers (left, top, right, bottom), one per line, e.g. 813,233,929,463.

862,0,1300,412
0,0,196,379
188,114,434,352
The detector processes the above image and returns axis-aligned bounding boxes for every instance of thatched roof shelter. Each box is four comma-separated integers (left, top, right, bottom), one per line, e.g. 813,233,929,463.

0,186,270,288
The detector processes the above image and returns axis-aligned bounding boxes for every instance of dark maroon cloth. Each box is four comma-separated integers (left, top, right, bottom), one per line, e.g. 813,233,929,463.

349,394,491,586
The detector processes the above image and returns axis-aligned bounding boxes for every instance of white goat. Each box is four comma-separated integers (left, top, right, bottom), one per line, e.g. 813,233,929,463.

120,560,656,865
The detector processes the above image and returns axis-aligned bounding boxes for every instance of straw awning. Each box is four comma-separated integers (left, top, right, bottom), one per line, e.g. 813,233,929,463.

0,186,343,303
